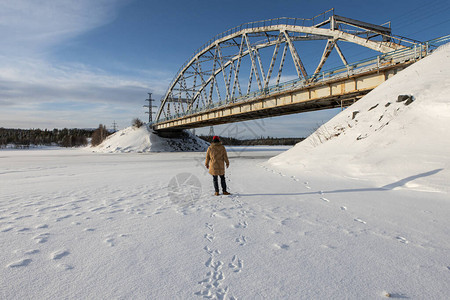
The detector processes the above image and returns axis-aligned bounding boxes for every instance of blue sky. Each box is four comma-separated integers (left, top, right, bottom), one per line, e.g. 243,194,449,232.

0,0,449,137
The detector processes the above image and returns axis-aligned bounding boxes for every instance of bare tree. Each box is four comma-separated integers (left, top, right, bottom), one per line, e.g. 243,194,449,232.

132,118,144,128
91,124,109,146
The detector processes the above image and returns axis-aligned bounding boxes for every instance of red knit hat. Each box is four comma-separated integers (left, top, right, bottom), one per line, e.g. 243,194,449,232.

212,136,220,141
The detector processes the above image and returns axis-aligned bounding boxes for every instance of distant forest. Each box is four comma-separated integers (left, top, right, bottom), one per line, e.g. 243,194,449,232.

0,128,93,148
0,126,111,148
0,127,303,149
199,135,304,146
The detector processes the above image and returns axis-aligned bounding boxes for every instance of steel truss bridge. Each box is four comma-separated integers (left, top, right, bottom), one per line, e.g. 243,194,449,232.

152,9,449,132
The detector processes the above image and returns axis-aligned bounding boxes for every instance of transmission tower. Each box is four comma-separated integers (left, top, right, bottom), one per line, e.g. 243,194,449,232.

112,120,117,132
144,92,157,123
208,126,215,137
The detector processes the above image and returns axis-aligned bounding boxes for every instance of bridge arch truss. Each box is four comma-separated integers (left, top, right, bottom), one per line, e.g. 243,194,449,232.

155,9,418,123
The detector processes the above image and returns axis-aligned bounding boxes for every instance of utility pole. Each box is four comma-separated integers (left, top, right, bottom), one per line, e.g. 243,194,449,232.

144,92,157,123
112,120,117,132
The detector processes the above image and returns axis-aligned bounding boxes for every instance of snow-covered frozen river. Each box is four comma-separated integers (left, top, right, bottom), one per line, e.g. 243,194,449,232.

1,147,449,299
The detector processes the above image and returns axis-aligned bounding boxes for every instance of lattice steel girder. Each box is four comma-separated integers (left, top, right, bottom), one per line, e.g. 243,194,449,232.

265,33,283,88
166,97,192,103
231,36,245,99
334,42,348,65
184,70,213,75
156,22,406,121
283,30,308,79
276,43,288,85
216,44,232,101
314,39,336,75
244,33,263,90
154,63,411,131
172,87,201,92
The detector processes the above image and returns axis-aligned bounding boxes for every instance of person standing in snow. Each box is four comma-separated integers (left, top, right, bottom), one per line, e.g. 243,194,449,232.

205,136,230,196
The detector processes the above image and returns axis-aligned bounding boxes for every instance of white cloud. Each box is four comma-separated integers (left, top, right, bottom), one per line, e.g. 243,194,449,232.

0,57,172,129
0,0,126,56
0,0,173,129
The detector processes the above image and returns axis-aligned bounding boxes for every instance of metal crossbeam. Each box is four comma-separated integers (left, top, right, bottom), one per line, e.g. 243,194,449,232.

333,15,392,35
244,33,263,91
265,33,282,88
314,39,335,75
283,31,308,79
276,43,288,85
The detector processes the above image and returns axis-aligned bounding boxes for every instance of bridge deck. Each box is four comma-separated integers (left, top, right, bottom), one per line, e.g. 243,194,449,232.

152,62,412,131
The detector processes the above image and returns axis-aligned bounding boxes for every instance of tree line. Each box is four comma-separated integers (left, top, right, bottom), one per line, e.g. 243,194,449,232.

199,135,304,146
1,123,304,149
0,125,111,148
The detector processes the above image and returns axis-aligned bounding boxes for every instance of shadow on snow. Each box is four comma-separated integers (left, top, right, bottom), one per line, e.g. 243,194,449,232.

238,169,444,197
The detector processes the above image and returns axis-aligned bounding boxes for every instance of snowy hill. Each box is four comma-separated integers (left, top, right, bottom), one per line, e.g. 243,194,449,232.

91,125,209,153
269,43,450,193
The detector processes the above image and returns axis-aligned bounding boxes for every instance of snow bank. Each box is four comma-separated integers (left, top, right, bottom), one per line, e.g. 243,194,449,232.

269,44,450,192
91,125,209,153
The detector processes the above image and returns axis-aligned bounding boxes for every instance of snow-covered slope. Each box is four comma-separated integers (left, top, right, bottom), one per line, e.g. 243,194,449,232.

269,44,450,193
91,125,209,153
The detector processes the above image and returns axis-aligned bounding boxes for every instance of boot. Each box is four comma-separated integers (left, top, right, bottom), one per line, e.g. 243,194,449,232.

214,192,220,196
223,191,231,195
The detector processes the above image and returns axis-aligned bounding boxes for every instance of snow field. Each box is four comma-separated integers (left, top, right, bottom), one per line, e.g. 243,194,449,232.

1,148,449,299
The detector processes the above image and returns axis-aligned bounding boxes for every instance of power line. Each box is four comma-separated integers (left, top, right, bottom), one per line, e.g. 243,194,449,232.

395,5,450,31
409,18,450,35
388,0,448,26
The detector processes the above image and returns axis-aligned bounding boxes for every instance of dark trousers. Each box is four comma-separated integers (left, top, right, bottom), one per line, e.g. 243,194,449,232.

213,175,226,193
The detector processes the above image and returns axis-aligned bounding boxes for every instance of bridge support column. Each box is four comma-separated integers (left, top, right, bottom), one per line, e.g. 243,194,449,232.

154,129,185,138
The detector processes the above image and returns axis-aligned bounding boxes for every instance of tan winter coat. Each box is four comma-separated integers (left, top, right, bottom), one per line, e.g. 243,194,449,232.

205,142,229,176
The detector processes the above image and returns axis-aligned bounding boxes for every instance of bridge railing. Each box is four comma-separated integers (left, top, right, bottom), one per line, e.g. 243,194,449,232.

156,35,450,123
